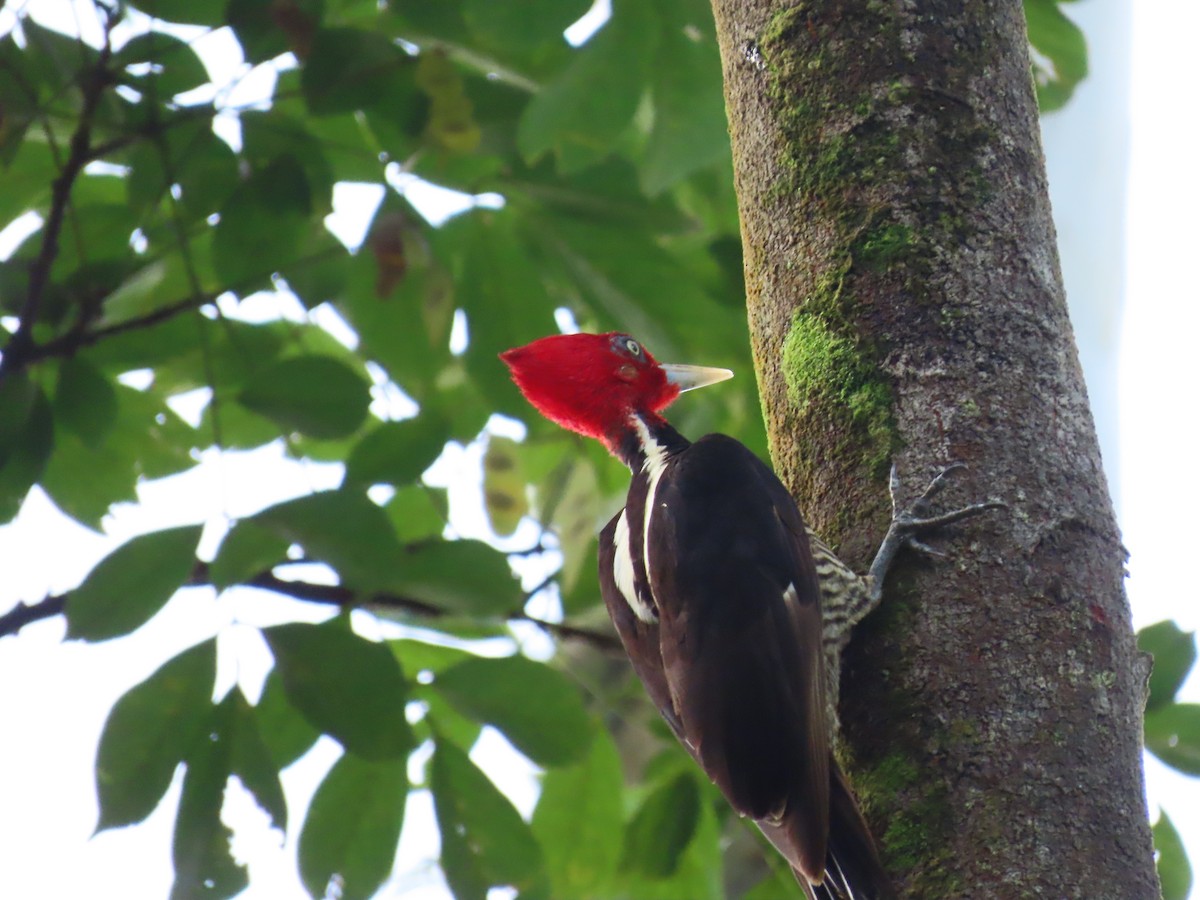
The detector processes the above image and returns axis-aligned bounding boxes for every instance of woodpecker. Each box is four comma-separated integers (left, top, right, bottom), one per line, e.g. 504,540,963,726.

502,332,997,900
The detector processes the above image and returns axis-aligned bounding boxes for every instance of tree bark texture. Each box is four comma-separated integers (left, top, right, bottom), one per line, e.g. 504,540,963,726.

708,1,1158,897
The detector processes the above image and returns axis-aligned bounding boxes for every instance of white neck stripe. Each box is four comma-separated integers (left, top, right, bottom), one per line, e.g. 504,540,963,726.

612,510,655,623
631,414,670,603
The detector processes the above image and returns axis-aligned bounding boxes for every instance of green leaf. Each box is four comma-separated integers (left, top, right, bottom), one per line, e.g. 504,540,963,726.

390,539,521,615
66,525,203,641
226,0,323,65
81,310,196,374
131,0,224,25
431,737,546,900
280,225,352,308
171,699,248,900
335,247,453,402
482,435,528,537
548,457,600,594
264,621,413,759
240,111,336,215
505,157,690,230
254,488,402,591
385,485,447,543
116,31,210,98
301,27,417,116
745,865,807,900
160,116,241,223
517,1,658,172
256,669,321,769
641,1,729,194
392,639,478,677
298,751,408,900
123,111,235,215
620,772,701,878
95,640,217,830
54,357,118,447
0,379,53,524
200,398,280,451
237,355,371,440
0,371,37,464
41,384,198,529
451,212,558,417
18,20,101,97
461,0,590,50
51,204,139,281
392,648,485,748
343,415,450,488
434,655,592,767
560,541,602,616
1154,810,1193,900
1139,621,1196,713
1025,0,1088,113
1145,704,1200,775
208,519,290,590
212,154,311,289
531,728,624,897
97,257,191,328
225,688,289,831
0,36,42,167
620,791,723,900
414,687,483,751
536,214,745,360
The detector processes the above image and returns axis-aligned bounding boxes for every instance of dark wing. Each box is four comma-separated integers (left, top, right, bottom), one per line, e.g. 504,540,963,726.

646,434,830,881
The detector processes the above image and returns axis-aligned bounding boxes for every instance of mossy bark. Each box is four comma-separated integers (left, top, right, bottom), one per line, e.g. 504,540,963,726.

709,0,1158,896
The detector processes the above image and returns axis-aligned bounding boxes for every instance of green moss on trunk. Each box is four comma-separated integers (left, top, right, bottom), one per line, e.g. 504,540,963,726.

755,1,997,540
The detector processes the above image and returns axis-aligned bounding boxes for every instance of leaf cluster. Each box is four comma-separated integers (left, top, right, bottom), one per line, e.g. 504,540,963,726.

0,0,764,896
0,0,1099,897
1139,621,1199,900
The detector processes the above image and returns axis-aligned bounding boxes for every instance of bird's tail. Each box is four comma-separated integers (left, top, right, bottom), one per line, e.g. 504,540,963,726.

804,767,895,900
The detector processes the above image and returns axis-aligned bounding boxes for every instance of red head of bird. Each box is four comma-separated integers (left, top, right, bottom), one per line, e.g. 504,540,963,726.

500,332,733,450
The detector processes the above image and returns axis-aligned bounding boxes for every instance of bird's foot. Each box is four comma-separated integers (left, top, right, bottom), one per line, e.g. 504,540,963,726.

866,463,1006,602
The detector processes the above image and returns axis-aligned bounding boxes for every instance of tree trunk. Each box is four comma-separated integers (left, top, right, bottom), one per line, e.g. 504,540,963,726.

708,1,1159,896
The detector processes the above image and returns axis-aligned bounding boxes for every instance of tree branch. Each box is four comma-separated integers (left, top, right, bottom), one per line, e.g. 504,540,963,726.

0,14,117,381
0,563,621,652
213,565,622,650
0,595,66,637
26,292,218,363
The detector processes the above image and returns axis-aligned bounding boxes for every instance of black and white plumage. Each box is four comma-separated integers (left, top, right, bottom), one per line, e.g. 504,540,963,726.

599,416,891,899
499,331,996,899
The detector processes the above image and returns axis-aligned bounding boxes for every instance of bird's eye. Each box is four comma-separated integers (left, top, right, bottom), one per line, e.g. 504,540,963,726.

624,339,641,357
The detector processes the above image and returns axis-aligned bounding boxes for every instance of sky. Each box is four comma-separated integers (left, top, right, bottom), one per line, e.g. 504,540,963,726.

1120,0,1200,886
2,0,1198,897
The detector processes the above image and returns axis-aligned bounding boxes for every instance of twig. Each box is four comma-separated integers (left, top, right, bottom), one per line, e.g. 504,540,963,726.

0,595,67,637
523,572,557,601
226,565,621,649
0,15,116,380
512,612,621,650
28,293,217,363
2,561,622,651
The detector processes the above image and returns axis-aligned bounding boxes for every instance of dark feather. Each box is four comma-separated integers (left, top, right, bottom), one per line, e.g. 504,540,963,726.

598,431,893,898
647,435,830,880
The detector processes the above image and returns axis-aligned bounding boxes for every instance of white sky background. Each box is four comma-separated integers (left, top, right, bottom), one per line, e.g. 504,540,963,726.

1,0,1198,897
1122,0,1200,887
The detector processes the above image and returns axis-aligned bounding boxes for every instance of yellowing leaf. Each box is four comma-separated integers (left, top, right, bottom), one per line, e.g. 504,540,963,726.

483,435,528,536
